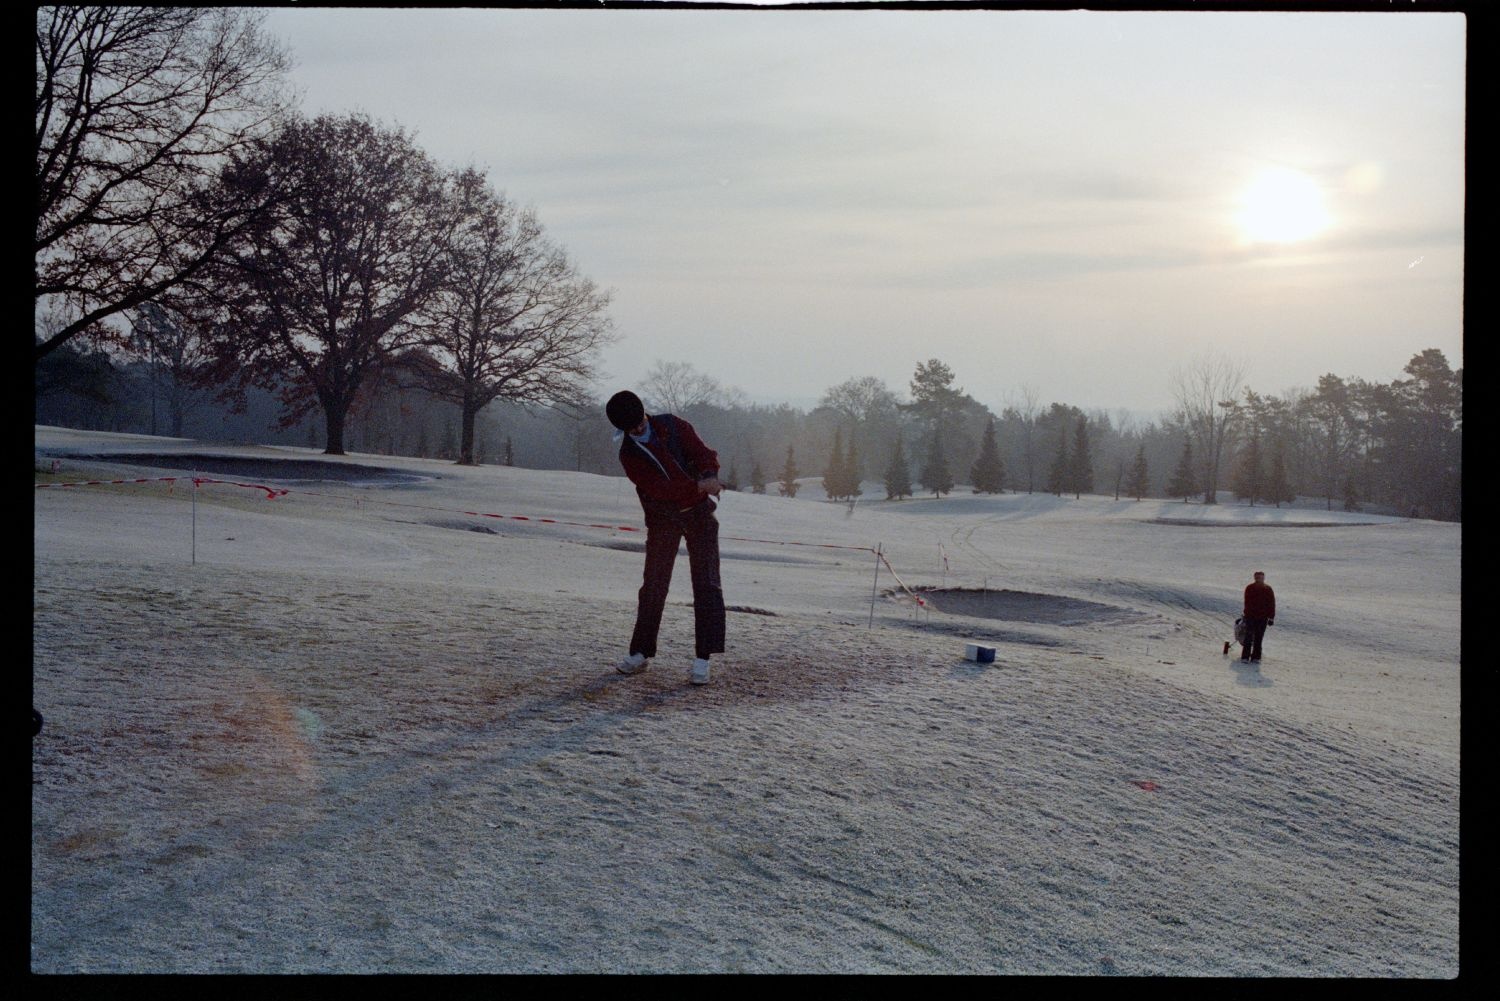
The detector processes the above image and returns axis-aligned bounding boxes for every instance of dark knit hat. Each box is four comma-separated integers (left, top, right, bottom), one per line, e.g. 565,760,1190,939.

605,390,646,431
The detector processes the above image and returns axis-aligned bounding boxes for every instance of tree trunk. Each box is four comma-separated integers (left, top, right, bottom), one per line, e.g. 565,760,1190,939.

458,396,480,466
324,402,348,455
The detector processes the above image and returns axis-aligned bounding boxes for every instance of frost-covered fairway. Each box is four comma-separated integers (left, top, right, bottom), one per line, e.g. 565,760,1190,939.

32,426,1460,975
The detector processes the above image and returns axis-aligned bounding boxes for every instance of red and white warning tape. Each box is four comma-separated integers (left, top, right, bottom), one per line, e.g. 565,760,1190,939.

35,476,288,500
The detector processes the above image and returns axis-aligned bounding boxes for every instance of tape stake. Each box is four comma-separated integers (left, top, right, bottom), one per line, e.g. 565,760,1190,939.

876,550,936,613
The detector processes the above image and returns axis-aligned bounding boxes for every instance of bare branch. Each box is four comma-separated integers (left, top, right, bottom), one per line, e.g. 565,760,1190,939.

1169,351,1246,503
640,360,722,413
413,174,616,464
35,7,292,360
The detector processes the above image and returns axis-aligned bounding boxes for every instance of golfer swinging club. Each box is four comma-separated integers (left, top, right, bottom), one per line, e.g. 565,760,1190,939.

606,390,726,685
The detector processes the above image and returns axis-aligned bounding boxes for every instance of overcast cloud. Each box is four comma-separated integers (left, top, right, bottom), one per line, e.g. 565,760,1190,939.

261,7,1465,414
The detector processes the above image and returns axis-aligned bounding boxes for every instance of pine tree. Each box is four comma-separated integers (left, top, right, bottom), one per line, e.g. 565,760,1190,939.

724,461,740,492
1267,447,1294,507
1127,443,1150,501
822,428,847,501
884,436,912,500
1047,431,1070,496
844,435,862,499
1232,433,1264,505
779,445,800,498
1167,438,1196,502
1070,415,1092,499
920,429,954,498
970,416,1005,493
751,460,766,494
504,435,514,467
1341,472,1360,512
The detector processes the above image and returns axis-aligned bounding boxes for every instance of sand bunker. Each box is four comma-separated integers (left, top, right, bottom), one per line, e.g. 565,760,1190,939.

906,586,1147,625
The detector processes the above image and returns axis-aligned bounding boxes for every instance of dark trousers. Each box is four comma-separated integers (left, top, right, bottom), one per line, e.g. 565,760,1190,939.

1241,617,1268,660
629,500,725,660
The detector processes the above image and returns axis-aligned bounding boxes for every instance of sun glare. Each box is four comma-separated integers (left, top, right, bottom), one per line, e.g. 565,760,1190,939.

1237,167,1331,244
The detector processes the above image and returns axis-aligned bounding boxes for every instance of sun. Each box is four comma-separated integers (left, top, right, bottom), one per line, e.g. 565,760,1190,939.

1237,167,1331,244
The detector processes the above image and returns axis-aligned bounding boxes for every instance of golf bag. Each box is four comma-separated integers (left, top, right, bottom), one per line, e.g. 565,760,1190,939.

1223,617,1248,656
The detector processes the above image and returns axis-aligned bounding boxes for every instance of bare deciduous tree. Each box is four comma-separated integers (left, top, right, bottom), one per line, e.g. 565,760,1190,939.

641,360,722,413
1108,409,1136,500
1003,382,1041,492
819,375,901,427
198,114,463,455
127,301,213,437
1170,352,1246,504
417,172,615,465
818,375,903,485
35,7,292,361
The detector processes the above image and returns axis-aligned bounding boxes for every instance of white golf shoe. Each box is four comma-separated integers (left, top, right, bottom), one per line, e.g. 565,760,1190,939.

690,658,711,685
616,652,649,675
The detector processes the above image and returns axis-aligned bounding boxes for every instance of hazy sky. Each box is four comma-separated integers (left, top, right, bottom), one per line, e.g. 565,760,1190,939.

261,6,1465,415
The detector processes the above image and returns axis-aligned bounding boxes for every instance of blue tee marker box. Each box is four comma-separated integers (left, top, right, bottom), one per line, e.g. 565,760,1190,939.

964,643,996,663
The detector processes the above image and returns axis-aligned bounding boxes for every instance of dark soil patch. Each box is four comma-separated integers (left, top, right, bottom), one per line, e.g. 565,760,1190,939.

69,453,434,485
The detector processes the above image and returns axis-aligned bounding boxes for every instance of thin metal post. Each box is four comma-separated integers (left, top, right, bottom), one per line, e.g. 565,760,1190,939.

191,473,198,565
868,543,882,628
149,333,158,437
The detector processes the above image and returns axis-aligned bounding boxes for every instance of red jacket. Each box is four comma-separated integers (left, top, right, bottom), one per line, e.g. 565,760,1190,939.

618,414,719,512
1243,581,1276,620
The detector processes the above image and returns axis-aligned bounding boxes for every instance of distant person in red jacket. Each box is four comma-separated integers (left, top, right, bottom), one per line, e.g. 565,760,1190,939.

1241,570,1276,663
606,390,725,685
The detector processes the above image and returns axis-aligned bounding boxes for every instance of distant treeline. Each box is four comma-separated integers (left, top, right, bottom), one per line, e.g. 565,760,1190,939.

37,347,1461,522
